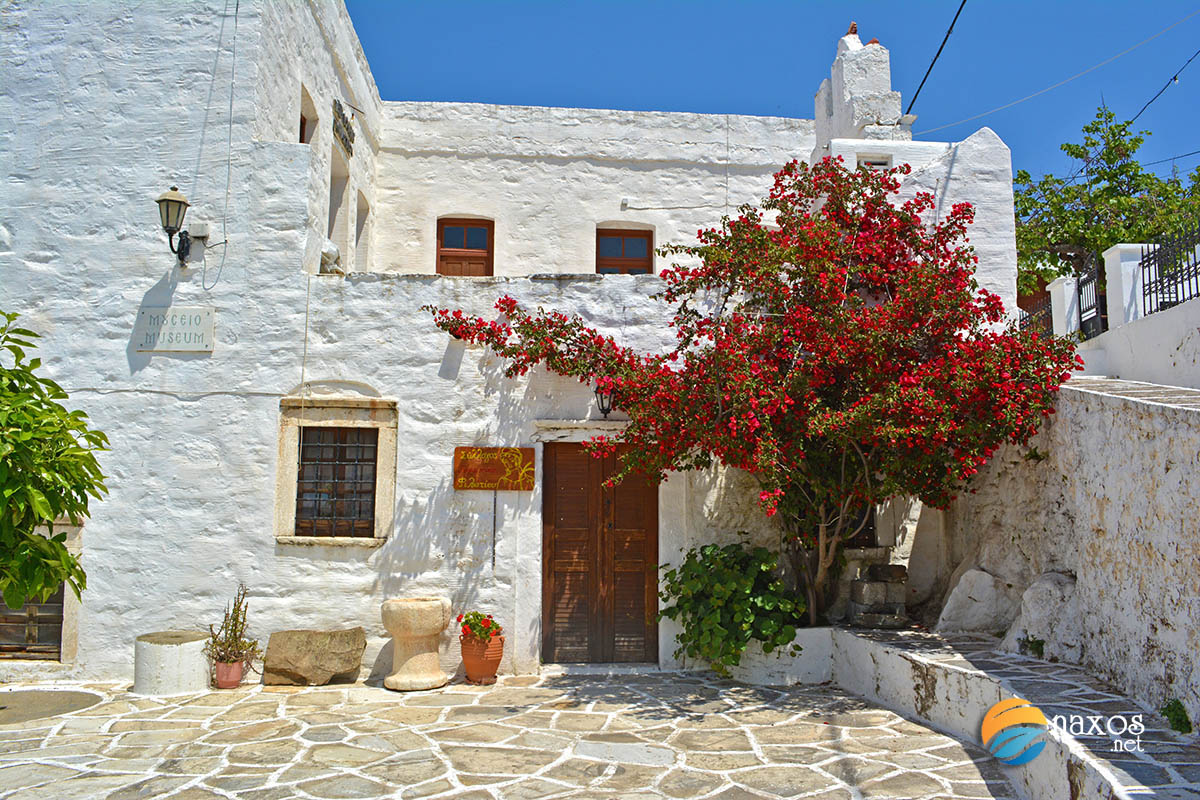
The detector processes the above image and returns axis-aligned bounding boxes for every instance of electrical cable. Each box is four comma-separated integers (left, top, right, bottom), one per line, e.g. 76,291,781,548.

202,0,239,291
1143,148,1200,167
917,8,1200,135
905,0,967,116
1130,45,1200,122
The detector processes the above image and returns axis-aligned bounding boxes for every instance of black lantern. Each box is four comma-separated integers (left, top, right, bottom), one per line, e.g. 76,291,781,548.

594,383,614,419
156,186,191,264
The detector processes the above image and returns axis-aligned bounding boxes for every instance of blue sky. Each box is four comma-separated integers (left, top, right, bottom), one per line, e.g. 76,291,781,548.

345,1,1200,183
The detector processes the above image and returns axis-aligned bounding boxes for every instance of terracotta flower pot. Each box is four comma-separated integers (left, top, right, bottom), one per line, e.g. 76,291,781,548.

214,660,244,689
460,634,504,685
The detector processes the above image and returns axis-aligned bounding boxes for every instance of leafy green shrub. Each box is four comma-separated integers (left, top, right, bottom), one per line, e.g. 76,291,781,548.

1161,699,1193,734
0,311,108,609
659,541,805,676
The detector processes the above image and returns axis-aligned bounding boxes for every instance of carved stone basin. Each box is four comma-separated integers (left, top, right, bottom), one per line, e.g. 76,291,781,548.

380,596,452,691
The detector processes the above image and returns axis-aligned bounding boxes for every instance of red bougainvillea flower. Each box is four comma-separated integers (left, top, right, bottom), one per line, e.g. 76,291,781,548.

426,157,1078,622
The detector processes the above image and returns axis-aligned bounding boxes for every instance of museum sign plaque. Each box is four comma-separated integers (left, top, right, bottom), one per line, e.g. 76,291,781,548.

134,306,215,352
453,447,535,491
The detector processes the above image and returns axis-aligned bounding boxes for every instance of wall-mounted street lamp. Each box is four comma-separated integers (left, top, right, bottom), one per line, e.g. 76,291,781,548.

594,382,614,419
156,186,191,265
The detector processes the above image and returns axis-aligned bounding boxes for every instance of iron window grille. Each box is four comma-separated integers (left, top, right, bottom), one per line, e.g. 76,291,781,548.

295,427,378,537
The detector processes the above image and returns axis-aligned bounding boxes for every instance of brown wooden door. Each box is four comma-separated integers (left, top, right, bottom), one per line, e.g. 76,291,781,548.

543,443,658,663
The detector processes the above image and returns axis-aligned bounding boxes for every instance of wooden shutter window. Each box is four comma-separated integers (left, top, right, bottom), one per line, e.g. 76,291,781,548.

0,584,64,660
437,218,494,276
295,426,378,537
596,229,653,275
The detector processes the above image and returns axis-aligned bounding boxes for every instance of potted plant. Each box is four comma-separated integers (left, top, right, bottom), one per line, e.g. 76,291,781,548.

203,583,261,689
457,610,503,685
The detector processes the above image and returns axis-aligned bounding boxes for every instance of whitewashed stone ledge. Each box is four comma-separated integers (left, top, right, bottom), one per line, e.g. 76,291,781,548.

717,626,1198,799
829,629,1200,800
727,627,833,685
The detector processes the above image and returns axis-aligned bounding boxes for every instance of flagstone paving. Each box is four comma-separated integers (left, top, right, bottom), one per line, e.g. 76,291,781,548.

0,673,1018,799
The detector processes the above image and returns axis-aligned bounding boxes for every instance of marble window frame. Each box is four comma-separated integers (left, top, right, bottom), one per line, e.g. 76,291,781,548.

274,397,398,548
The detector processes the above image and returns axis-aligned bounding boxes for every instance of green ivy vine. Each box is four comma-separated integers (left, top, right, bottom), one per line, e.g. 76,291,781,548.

658,541,805,676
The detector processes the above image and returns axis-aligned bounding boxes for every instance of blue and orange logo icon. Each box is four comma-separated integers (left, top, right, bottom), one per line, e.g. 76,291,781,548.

981,697,1048,765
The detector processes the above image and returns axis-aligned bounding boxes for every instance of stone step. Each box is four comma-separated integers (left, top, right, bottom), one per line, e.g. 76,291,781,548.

865,563,908,582
850,578,907,606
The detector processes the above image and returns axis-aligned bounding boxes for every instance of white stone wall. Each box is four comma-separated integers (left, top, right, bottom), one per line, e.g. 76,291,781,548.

374,102,813,275
2,0,1022,682
253,0,382,274
1078,297,1200,389
937,380,1200,725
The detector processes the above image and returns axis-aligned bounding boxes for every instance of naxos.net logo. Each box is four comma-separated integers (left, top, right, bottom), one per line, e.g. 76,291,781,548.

980,697,1049,766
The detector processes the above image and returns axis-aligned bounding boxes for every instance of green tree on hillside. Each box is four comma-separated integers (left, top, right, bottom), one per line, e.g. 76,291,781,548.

1014,107,1200,295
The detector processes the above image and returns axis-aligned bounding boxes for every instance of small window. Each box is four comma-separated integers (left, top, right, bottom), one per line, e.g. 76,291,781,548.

437,218,494,275
275,398,397,546
857,155,891,171
296,427,378,538
0,584,64,660
299,85,318,144
597,229,653,275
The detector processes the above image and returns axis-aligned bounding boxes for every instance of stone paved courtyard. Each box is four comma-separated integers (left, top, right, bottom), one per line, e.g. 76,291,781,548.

0,672,1018,799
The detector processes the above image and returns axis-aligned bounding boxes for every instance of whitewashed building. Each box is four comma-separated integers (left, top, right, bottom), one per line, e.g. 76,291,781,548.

0,1,1017,681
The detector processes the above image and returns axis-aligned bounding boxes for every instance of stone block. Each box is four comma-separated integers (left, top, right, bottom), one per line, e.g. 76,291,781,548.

866,563,907,582
1001,572,1082,662
885,581,908,605
935,569,1021,634
850,612,908,629
262,627,366,686
851,580,888,606
133,630,209,695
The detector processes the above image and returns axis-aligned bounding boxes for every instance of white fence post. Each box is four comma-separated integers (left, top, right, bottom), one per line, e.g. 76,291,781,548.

1102,243,1149,329
1048,275,1080,337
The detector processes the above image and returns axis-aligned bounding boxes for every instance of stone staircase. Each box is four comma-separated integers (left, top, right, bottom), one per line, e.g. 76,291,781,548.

847,563,909,628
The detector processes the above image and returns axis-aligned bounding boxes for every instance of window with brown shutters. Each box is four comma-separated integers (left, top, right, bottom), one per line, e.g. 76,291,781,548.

295,426,378,538
0,583,64,660
596,229,653,275
437,218,494,275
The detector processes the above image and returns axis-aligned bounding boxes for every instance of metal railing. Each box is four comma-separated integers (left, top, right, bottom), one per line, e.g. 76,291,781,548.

1076,257,1107,341
1142,223,1200,315
1018,293,1052,336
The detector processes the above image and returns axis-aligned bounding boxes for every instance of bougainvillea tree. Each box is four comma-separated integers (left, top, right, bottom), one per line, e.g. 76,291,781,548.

428,157,1079,622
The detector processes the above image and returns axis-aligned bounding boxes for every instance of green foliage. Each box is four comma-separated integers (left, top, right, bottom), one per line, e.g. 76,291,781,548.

203,584,262,665
1014,107,1200,294
1022,446,1048,463
0,311,108,610
1161,699,1193,734
1017,635,1045,659
658,541,805,676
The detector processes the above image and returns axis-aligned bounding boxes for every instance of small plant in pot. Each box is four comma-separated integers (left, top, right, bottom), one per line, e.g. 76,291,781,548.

203,583,261,689
457,610,503,685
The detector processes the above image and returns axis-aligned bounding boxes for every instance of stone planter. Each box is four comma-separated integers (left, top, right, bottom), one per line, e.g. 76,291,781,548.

132,630,209,695
381,596,452,691
727,626,834,686
460,634,504,685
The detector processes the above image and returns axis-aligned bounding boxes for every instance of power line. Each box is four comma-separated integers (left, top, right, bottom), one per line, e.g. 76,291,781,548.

1131,45,1200,122
905,0,967,116
1143,148,1200,167
917,8,1200,135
